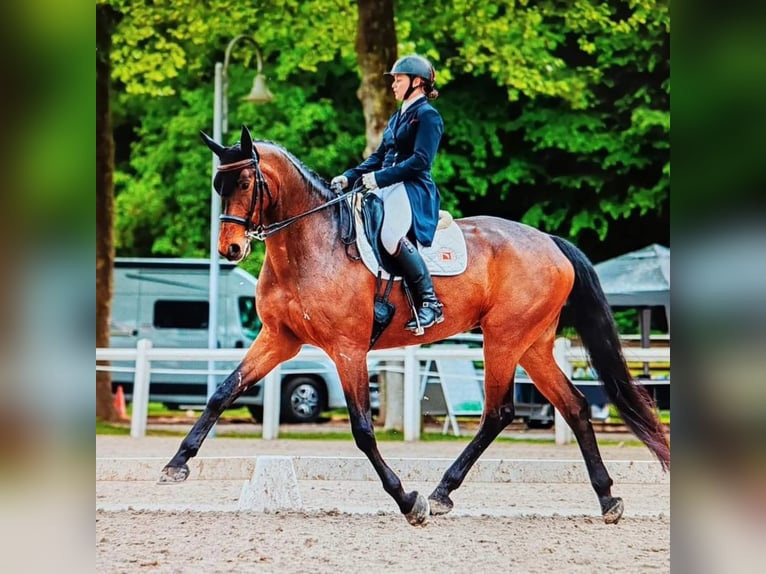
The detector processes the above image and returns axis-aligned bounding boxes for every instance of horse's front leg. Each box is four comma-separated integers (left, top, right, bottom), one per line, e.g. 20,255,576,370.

159,329,301,483
336,354,429,526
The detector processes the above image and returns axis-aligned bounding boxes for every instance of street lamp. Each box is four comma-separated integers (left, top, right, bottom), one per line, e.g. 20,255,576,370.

222,36,274,134
208,36,273,430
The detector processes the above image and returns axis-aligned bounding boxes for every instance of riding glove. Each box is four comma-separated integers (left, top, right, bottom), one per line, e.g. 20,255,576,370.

361,171,378,191
330,175,348,190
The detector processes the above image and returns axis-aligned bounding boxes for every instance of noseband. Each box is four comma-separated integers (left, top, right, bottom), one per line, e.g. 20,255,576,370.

217,155,359,241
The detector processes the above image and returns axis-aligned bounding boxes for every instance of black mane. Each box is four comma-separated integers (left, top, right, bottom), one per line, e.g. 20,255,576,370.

257,140,336,202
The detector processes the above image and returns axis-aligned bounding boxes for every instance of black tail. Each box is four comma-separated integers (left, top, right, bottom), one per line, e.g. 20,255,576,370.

551,236,670,470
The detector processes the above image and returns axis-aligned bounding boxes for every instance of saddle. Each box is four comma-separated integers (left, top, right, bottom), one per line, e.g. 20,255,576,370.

356,194,468,279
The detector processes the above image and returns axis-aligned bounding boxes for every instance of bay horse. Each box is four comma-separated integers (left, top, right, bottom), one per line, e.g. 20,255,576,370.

160,125,670,525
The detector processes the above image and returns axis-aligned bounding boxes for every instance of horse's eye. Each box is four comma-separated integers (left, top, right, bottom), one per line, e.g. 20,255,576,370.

239,180,250,190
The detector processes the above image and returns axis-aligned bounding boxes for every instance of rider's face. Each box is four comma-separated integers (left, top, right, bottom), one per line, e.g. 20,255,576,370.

391,74,420,102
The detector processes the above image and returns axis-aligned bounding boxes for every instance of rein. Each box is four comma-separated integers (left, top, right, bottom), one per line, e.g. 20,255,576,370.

217,157,360,241
247,187,358,241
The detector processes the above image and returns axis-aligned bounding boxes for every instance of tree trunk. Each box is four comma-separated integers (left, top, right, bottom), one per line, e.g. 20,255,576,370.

355,0,398,157
96,4,119,422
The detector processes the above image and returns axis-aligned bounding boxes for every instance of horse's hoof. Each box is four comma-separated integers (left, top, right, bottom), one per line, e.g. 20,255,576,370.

158,464,189,484
405,492,430,526
428,493,454,515
602,497,624,524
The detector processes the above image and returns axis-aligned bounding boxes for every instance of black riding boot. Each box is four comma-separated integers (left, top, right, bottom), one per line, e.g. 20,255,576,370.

393,238,444,333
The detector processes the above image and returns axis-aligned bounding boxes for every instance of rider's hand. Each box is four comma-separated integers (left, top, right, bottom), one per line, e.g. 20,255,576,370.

330,175,348,191
361,172,378,191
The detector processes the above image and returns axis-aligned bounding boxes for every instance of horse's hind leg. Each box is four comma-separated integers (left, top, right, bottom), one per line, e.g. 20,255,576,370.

520,335,624,524
158,330,301,483
428,343,519,515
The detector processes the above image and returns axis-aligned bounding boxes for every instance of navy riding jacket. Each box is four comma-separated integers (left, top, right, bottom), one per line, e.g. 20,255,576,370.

343,98,443,247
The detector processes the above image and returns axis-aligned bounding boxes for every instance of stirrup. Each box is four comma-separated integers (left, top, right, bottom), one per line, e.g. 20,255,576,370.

405,302,444,335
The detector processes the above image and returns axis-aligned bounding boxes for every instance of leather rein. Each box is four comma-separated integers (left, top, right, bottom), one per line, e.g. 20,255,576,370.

217,157,358,241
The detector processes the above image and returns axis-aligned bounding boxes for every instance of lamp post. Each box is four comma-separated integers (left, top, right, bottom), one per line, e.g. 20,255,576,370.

208,36,273,434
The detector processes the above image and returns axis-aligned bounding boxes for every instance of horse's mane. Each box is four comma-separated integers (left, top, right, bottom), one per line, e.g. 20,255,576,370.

257,140,336,202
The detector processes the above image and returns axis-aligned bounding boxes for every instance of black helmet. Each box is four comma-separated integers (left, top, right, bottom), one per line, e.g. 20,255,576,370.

385,54,435,83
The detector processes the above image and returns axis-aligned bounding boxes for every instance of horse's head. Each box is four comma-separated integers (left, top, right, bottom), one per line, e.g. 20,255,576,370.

201,125,271,262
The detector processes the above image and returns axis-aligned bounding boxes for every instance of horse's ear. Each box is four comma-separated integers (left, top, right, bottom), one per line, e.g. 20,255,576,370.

200,130,225,157
240,125,258,160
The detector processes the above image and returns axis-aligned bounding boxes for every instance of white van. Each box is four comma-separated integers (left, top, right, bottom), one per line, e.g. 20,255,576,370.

109,258,366,422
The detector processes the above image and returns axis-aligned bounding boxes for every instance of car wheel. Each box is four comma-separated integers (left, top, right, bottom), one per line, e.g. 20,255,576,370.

281,376,324,423
247,405,264,423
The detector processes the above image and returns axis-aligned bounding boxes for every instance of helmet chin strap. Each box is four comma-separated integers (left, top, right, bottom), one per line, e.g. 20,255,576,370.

403,76,420,101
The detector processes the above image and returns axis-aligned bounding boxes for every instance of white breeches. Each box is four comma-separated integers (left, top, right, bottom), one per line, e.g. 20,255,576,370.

370,182,412,254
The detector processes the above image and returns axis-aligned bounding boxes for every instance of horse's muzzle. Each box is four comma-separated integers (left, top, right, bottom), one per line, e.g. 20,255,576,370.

220,241,250,262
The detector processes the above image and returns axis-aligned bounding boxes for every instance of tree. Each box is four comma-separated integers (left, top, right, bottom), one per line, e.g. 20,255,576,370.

96,2,120,421
399,0,669,248
354,0,398,157
107,0,361,268
107,0,670,268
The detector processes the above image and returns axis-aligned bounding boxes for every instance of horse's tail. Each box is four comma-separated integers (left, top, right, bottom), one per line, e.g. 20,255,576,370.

551,235,670,470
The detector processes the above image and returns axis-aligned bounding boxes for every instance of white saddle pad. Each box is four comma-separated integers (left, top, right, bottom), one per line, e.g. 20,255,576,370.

353,198,467,279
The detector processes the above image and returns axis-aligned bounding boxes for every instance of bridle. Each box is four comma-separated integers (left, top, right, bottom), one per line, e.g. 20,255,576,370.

216,155,359,241
217,158,264,234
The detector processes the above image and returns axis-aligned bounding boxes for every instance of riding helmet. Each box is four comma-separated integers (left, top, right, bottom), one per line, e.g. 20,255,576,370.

385,54,435,83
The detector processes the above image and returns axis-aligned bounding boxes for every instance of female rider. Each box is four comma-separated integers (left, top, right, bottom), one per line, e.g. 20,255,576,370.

332,54,444,333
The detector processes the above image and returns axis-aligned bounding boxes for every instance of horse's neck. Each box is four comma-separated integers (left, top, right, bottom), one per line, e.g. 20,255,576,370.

261,153,343,279
263,202,340,278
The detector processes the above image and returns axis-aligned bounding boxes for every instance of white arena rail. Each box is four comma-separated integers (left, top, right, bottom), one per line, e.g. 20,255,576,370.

96,338,669,443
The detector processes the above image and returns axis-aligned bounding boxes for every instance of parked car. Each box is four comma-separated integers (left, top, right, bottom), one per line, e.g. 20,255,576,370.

109,258,378,423
416,333,556,428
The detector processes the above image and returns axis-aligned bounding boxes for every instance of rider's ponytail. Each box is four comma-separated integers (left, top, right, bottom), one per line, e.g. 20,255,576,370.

422,81,439,100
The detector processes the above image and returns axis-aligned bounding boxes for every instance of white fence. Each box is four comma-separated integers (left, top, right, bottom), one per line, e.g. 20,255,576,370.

96,338,669,444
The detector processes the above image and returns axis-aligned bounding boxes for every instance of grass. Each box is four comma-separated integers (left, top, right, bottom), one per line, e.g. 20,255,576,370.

132,402,253,419
96,421,186,437
96,420,646,448
130,403,671,424
606,405,670,425
99,402,666,445
97,420,464,442
96,420,131,435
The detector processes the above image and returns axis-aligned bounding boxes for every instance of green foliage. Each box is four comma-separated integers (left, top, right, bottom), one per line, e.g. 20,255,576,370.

106,0,669,273
613,308,640,334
